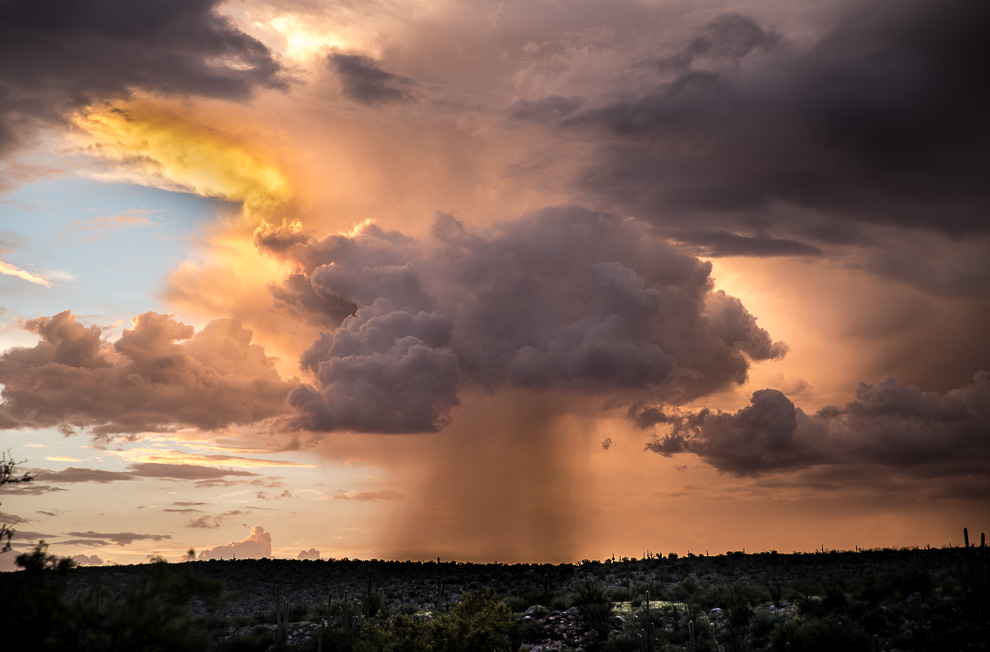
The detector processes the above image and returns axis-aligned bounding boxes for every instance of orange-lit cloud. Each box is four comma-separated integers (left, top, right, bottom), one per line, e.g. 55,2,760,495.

0,257,52,287
70,98,292,221
109,447,314,470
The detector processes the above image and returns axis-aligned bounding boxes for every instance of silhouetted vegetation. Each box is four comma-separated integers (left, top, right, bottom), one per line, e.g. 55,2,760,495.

1,534,989,650
0,451,32,552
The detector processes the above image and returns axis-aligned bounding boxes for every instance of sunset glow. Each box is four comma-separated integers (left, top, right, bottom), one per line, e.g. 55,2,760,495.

1,0,988,570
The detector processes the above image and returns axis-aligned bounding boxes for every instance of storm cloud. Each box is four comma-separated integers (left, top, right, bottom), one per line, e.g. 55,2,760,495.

0,311,294,436
259,205,785,433
641,372,990,479
560,0,990,238
0,0,289,155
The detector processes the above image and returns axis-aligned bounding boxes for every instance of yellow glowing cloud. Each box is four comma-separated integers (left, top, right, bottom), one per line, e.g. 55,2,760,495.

223,1,386,64
70,99,291,221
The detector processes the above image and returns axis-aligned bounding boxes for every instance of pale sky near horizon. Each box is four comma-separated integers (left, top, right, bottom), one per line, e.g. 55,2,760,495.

1,0,988,569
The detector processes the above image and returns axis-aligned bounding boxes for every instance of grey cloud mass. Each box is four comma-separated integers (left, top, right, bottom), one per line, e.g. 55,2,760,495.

259,205,785,433
557,0,990,237
640,372,990,480
0,0,289,154
328,53,414,106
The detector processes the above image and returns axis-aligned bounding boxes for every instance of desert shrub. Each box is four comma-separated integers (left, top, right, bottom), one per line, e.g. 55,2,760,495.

504,593,530,613
356,614,433,652
673,576,700,603
435,589,514,652
213,628,271,652
603,634,640,652
515,615,546,645
771,615,871,652
609,585,632,602
572,579,613,642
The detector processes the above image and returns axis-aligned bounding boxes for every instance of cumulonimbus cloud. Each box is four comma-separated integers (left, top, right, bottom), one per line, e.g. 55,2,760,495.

0,311,295,436
258,205,786,434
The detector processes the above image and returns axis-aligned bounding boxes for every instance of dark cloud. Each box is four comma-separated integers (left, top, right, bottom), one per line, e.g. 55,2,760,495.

328,53,413,106
0,511,27,525
3,483,66,496
186,509,244,529
642,371,990,479
0,311,294,436
509,95,585,123
670,230,823,258
566,0,990,237
127,463,259,481
267,206,784,433
64,530,171,546
32,467,135,484
26,464,258,490
9,530,55,542
0,0,289,153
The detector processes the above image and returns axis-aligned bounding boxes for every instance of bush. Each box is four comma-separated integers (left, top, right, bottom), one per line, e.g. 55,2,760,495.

772,615,872,652
436,589,514,652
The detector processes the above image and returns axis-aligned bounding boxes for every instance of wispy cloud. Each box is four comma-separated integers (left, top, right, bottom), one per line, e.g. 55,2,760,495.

333,489,403,502
58,212,157,242
0,257,52,287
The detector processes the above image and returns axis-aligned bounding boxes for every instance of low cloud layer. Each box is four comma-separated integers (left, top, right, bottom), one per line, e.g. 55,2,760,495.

259,206,785,433
641,372,990,480
0,311,294,436
198,525,272,560
63,530,171,547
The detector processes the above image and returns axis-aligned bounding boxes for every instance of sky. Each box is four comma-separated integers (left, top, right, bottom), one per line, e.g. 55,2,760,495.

1,0,988,569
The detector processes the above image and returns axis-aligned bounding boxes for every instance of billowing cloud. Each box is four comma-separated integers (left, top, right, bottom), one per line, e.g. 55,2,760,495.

198,525,271,560
0,311,294,436
642,372,990,479
260,206,784,433
0,0,289,154
297,548,320,560
72,554,104,566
